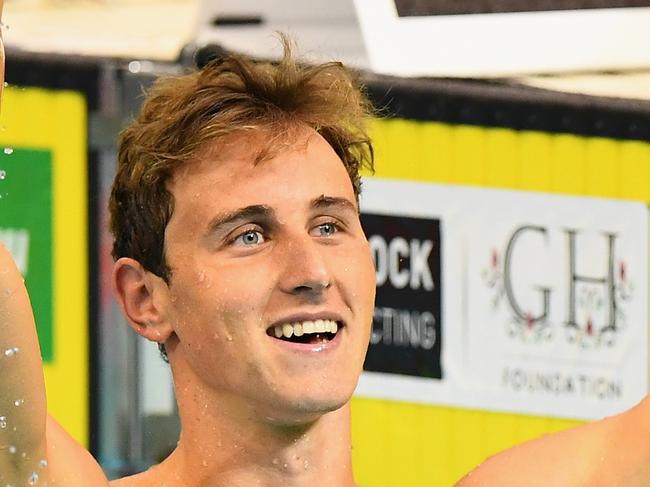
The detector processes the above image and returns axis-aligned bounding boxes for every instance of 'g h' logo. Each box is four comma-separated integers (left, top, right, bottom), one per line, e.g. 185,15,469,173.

484,225,632,347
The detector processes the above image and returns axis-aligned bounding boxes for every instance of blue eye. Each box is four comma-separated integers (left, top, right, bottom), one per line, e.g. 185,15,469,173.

318,222,338,237
233,230,265,246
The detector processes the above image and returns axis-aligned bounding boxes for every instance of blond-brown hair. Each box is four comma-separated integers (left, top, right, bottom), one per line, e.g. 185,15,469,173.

110,42,374,281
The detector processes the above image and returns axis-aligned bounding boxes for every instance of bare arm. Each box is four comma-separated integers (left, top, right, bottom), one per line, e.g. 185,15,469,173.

455,397,650,487
0,245,109,486
0,243,51,484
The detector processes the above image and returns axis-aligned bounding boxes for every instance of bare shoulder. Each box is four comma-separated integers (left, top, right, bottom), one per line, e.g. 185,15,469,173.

109,460,177,487
110,472,151,487
455,423,606,487
46,416,109,486
110,474,140,487
456,396,650,487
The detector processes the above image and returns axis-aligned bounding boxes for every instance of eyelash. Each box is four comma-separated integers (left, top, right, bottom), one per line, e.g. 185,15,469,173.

315,221,340,237
230,227,265,247
227,219,345,248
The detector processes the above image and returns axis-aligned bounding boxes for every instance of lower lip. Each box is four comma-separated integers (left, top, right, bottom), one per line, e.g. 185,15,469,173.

268,328,344,354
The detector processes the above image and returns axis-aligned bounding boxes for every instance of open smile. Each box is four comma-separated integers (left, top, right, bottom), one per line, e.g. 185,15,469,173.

266,319,343,346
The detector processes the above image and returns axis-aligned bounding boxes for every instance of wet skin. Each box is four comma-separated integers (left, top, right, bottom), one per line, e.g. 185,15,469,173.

112,128,376,486
456,395,650,487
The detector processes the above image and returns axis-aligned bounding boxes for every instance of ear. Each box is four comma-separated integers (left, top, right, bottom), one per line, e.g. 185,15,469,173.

112,257,174,343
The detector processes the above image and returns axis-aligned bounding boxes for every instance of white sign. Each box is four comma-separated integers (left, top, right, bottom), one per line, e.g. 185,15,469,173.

357,178,648,420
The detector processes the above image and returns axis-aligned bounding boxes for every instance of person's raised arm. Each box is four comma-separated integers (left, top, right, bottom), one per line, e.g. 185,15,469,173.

0,244,50,485
0,245,109,486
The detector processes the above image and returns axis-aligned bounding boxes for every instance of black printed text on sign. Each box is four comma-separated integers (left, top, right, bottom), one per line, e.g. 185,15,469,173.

361,213,442,379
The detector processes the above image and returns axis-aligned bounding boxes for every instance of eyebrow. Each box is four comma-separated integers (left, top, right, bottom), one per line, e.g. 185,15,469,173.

204,196,358,236
311,195,359,214
205,205,275,236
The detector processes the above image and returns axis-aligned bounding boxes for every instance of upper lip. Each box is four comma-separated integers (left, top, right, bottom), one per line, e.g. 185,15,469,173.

267,312,345,331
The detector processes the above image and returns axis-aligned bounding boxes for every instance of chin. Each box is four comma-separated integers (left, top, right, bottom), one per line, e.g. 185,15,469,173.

294,395,349,415
261,391,352,427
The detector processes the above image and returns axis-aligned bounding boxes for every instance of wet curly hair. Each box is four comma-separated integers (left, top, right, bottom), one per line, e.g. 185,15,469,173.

110,39,374,283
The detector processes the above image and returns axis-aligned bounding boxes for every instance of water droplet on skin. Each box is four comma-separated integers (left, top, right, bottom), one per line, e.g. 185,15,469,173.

3,148,13,155
0,416,6,428
14,399,24,407
283,463,288,469
8,445,16,454
272,458,280,465
38,459,47,469
27,472,39,485
4,347,19,357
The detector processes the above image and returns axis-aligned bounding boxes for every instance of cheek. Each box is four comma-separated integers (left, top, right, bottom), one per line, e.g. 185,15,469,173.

171,268,271,335
339,242,376,305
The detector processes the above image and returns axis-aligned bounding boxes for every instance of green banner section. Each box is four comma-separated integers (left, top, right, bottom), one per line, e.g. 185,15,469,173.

0,148,53,362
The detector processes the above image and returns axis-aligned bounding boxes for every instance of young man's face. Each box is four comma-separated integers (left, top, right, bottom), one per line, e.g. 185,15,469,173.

161,128,376,423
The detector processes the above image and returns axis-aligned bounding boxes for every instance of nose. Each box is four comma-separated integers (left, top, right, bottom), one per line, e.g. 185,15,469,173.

279,235,332,298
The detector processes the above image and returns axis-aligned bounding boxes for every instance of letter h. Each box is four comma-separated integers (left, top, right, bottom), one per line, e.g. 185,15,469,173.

566,230,617,333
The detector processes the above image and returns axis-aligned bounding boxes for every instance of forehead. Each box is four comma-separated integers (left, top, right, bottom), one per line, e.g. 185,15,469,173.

167,129,356,220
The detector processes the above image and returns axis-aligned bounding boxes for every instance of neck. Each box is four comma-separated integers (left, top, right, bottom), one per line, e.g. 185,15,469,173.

156,362,358,487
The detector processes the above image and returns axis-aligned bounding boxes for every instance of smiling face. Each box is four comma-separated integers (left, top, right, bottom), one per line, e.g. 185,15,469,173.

161,128,376,423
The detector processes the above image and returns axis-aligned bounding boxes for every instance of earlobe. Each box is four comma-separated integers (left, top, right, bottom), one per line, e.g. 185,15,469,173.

112,257,174,343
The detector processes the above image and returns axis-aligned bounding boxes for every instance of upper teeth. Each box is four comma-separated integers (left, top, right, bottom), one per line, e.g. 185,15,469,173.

273,319,339,339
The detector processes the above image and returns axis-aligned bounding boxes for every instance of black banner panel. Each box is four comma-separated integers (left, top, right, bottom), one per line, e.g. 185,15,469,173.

361,213,442,379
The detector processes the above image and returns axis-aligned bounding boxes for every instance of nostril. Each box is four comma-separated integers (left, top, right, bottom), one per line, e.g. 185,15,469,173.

292,280,330,294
